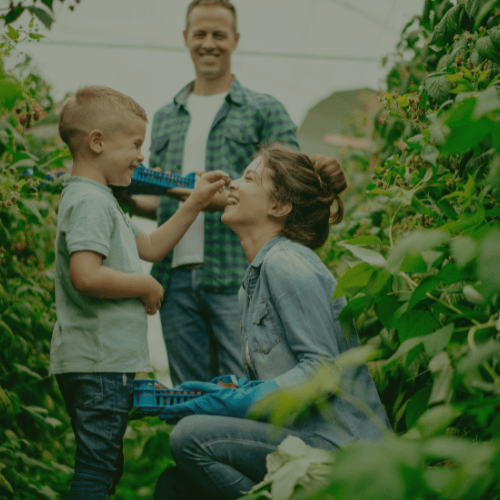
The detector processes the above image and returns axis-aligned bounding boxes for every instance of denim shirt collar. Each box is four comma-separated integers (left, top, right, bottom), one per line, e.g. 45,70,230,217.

173,75,245,110
242,236,288,293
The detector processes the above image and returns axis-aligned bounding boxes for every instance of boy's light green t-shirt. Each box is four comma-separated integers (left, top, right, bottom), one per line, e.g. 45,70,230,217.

49,177,153,375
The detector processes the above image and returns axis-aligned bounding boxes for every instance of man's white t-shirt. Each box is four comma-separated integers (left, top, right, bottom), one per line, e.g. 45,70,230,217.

171,92,227,268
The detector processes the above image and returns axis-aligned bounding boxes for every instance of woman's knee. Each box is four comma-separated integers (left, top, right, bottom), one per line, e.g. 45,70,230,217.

169,415,206,461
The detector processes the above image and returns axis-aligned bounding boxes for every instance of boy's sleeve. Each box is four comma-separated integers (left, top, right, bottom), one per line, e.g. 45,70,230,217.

65,196,114,258
126,215,142,239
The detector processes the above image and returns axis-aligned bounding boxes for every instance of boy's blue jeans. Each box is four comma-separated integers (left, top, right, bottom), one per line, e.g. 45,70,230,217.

56,372,135,499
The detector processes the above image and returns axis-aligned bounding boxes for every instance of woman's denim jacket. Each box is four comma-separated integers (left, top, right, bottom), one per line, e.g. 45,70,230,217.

239,236,391,448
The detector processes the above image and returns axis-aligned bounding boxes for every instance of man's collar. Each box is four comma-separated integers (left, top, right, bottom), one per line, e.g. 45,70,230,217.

173,75,245,108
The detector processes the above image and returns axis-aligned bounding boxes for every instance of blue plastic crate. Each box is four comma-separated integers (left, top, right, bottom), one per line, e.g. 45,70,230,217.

127,164,196,195
130,379,204,418
30,164,196,195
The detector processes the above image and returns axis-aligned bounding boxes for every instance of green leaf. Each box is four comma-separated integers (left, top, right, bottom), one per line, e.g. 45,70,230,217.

476,36,500,63
478,229,500,299
334,262,375,297
490,27,500,50
465,149,493,175
374,295,400,331
338,243,387,268
27,7,54,29
463,285,485,304
437,200,458,220
41,0,54,10
430,5,463,46
424,324,455,358
473,87,500,118
0,473,14,494
406,386,432,429
14,363,42,380
428,114,449,146
409,276,440,308
18,198,44,224
429,351,453,404
395,309,438,342
7,25,19,40
465,0,489,20
0,78,23,110
400,253,428,273
451,236,479,267
366,269,392,308
474,0,499,29
29,33,45,40
456,339,500,374
445,96,476,128
416,404,461,438
438,263,468,285
443,117,491,153
425,75,453,104
343,236,381,246
420,146,440,166
386,230,450,274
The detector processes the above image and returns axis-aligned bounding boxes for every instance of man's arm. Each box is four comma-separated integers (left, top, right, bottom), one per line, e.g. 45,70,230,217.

130,195,159,220
260,98,300,150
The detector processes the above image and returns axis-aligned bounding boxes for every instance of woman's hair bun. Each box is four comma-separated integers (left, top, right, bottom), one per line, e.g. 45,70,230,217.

258,144,348,249
310,154,347,199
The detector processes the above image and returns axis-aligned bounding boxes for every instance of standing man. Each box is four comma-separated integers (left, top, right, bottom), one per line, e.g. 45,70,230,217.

132,0,299,386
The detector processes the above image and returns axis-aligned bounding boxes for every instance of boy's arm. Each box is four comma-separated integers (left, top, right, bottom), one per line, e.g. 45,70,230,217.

70,251,164,315
135,170,230,262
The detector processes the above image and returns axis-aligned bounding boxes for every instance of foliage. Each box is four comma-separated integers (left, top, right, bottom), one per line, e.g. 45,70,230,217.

1,0,81,30
241,0,500,499
0,7,172,500
0,10,77,500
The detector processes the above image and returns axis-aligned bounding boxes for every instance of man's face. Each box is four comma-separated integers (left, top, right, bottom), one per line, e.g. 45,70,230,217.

184,5,239,82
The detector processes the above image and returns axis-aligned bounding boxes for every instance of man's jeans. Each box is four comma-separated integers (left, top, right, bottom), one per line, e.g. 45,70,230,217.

154,415,336,500
56,372,135,499
160,267,245,386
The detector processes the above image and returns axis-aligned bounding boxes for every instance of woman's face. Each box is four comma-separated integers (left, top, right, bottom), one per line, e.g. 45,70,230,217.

221,156,276,230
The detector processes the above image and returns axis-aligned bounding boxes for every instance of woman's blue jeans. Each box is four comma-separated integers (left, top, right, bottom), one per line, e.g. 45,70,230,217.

56,372,135,499
154,415,336,500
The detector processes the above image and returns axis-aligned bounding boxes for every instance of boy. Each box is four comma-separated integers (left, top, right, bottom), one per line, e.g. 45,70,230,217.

50,85,229,499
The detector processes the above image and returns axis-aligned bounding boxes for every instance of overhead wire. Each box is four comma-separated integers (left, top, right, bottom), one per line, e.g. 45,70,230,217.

37,38,381,62
326,0,399,32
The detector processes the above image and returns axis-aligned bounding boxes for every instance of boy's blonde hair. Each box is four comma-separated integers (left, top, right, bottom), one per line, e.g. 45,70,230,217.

58,85,147,156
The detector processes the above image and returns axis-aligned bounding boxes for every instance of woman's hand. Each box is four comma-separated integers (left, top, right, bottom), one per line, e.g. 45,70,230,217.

158,380,278,424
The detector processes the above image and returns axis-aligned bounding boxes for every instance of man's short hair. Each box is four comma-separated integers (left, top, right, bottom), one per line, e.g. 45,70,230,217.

58,85,147,156
186,0,237,32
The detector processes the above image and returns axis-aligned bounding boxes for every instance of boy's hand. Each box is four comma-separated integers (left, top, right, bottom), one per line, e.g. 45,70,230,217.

185,170,231,211
140,276,164,315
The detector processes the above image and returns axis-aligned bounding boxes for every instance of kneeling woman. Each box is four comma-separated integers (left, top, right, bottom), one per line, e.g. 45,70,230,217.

155,144,391,500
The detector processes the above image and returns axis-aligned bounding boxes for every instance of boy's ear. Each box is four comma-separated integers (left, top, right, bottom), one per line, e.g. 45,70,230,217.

268,200,292,219
88,129,104,154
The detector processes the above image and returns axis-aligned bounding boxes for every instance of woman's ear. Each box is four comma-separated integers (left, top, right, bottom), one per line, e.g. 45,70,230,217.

88,129,104,154
268,200,292,219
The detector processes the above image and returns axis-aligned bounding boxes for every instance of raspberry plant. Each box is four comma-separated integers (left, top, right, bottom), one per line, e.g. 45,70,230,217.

244,1,500,499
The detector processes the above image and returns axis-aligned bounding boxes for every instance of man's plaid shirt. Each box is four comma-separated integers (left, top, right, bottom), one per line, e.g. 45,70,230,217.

148,76,299,295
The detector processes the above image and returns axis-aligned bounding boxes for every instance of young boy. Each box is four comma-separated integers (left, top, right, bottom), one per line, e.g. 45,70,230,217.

50,85,229,499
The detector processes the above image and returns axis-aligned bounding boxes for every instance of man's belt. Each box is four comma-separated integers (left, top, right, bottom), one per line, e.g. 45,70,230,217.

175,263,203,271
